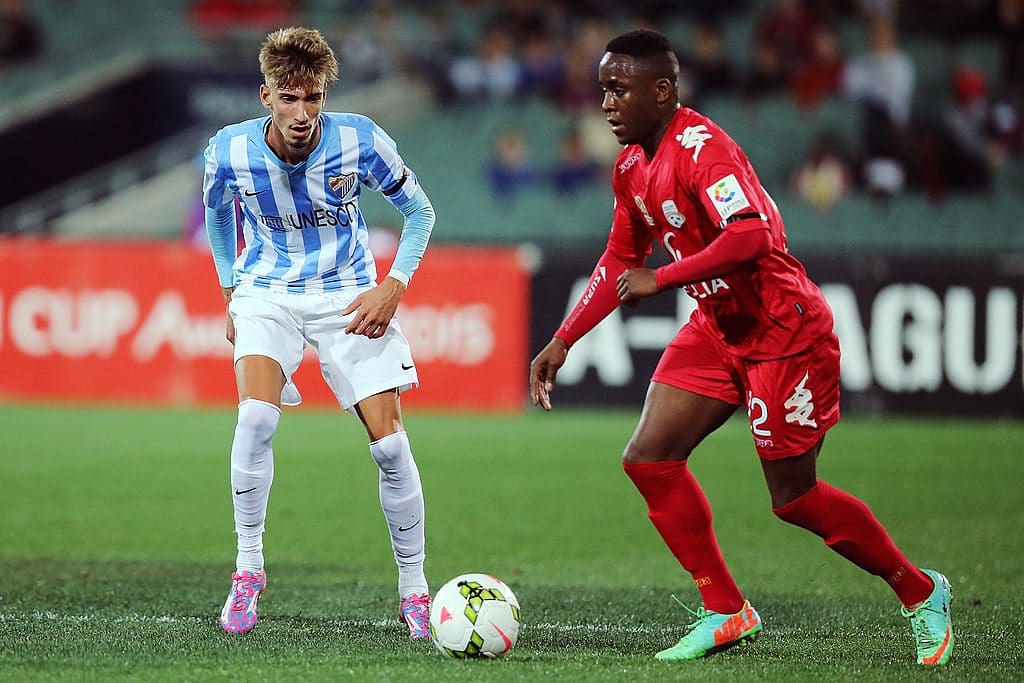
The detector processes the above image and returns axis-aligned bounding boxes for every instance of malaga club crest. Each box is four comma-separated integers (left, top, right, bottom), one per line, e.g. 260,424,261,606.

328,172,356,199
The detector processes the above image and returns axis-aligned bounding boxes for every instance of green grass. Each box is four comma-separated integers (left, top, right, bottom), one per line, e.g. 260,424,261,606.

1,403,1021,681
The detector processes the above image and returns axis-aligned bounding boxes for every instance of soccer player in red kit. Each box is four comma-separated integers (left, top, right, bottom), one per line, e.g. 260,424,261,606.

529,29,953,666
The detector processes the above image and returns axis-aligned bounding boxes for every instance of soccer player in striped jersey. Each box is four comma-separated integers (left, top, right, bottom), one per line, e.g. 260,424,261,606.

203,27,434,638
530,29,953,665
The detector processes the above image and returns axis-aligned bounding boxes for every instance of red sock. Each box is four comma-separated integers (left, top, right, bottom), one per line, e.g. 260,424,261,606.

623,460,744,614
772,481,934,608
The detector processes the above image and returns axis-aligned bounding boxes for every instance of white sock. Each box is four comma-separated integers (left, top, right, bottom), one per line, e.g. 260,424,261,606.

230,399,280,573
369,431,428,598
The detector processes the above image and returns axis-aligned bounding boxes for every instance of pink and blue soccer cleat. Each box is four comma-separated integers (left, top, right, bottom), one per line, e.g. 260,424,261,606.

219,570,267,635
399,593,431,639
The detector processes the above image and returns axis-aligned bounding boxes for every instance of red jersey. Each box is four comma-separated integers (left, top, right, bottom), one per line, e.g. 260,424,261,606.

608,107,833,360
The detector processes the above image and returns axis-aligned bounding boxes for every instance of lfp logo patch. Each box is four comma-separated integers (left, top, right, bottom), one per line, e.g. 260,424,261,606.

705,173,750,220
712,182,735,203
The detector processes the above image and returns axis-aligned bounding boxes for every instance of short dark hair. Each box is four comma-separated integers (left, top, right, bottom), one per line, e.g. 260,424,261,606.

605,29,673,58
604,29,678,83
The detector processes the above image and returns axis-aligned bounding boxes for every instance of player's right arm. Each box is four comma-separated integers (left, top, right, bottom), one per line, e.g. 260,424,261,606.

530,171,651,411
202,138,239,343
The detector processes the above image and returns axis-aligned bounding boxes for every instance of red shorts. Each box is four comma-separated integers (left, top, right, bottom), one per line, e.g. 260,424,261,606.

652,317,841,460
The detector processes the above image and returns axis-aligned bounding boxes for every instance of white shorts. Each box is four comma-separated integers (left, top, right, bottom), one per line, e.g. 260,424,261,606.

228,284,418,411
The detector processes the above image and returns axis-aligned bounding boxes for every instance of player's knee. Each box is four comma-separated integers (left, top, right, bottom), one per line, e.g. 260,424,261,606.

235,399,281,450
621,437,691,464
770,487,809,513
770,483,817,524
369,430,411,474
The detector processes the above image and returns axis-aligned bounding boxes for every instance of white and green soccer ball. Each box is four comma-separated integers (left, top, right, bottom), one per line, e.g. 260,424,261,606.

428,573,521,659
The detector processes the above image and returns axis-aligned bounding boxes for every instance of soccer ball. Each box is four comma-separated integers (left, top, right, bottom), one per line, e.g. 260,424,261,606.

428,573,521,659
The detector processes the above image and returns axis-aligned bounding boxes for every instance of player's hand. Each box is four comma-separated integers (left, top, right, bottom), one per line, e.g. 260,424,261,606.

616,268,660,304
341,276,406,338
529,337,569,412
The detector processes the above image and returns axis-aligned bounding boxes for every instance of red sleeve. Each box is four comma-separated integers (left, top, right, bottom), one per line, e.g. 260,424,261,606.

685,120,771,232
607,153,654,266
554,248,631,347
655,227,770,289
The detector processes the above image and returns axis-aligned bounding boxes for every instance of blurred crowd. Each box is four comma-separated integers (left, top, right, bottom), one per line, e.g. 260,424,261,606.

5,0,1024,213
264,0,1021,207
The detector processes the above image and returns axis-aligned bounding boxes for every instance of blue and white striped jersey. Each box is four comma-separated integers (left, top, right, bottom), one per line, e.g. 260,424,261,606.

203,112,425,293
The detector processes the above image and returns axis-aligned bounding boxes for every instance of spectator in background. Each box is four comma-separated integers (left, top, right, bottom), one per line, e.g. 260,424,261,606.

558,17,612,114
997,0,1024,95
331,5,404,87
680,17,738,100
488,127,537,201
842,17,915,196
559,43,601,113
843,17,914,130
946,68,997,171
190,0,295,59
742,37,789,101
519,30,566,101
332,26,387,86
920,66,1007,197
754,0,816,82
0,0,41,68
447,23,521,101
416,6,462,105
791,132,852,213
989,93,1023,159
551,126,600,195
793,23,845,111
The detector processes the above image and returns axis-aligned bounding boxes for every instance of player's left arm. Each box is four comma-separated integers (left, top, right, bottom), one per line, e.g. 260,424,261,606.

617,144,771,303
342,122,436,338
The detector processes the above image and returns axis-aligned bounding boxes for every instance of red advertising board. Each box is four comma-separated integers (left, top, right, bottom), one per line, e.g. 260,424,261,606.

0,240,528,411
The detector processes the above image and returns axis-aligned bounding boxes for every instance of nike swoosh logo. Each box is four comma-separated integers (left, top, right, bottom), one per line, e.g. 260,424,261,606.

235,487,258,495
492,622,513,653
398,519,421,532
401,363,414,370
244,189,267,196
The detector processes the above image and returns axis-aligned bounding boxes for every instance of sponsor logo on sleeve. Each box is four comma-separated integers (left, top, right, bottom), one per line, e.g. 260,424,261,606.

705,174,751,219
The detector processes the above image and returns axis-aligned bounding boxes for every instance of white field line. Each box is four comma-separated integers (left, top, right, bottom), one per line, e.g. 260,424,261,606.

2,612,674,635
0,611,976,640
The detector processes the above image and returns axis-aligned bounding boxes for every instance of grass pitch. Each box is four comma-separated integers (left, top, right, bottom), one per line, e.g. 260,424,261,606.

1,403,1021,681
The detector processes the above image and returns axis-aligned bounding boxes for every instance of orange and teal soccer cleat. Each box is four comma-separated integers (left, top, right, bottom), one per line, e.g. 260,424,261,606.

399,593,431,639
219,570,266,635
902,569,954,666
655,598,762,660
